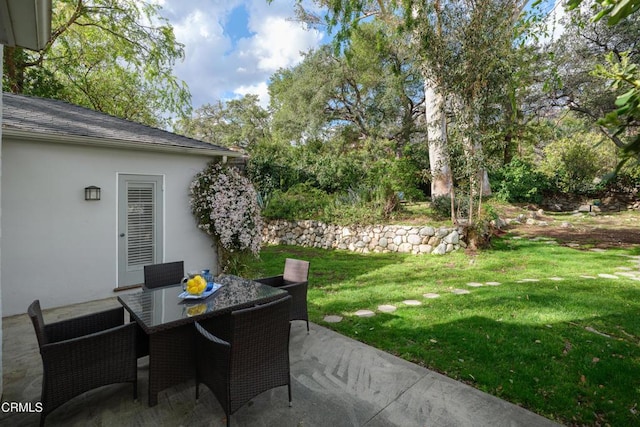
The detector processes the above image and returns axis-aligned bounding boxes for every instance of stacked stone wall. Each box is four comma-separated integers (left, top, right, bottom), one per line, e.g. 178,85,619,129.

262,220,466,255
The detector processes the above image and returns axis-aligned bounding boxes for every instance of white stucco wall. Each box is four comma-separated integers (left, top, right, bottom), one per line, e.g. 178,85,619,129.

1,137,219,316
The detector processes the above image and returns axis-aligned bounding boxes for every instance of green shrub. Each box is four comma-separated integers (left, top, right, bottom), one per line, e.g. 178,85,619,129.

538,134,612,195
261,183,331,220
366,158,426,202
492,158,549,203
430,194,470,220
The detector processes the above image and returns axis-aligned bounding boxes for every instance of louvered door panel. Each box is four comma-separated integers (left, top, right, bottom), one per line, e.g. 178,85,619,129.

127,184,154,266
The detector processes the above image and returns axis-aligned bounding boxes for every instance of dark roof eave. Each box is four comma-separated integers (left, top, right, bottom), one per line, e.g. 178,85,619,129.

3,128,242,158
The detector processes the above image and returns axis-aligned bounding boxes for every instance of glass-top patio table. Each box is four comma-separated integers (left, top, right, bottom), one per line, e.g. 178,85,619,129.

118,274,288,406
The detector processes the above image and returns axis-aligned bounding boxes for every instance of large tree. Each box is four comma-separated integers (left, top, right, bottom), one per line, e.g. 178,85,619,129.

564,0,640,160
546,2,639,156
176,95,271,152
268,22,425,158
3,0,190,127
277,0,533,212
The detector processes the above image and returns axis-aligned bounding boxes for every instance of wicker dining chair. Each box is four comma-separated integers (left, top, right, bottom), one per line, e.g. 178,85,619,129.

143,260,185,289
254,258,310,331
194,295,292,427
136,261,186,357
27,300,137,426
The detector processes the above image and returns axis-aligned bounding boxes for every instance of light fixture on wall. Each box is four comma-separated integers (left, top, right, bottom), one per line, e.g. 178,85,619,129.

84,186,101,201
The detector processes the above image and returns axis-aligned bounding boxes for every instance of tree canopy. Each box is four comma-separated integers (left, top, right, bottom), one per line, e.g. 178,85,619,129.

3,0,190,127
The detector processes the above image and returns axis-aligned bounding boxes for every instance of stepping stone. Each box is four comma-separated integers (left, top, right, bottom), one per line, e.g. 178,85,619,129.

324,315,343,323
616,272,640,278
548,277,564,281
403,300,422,306
616,266,633,271
466,282,483,287
511,236,523,240
580,275,597,279
566,243,581,247
598,273,619,279
423,293,441,299
485,282,501,286
378,305,397,313
355,309,376,318
451,289,471,295
519,278,540,282
590,248,607,252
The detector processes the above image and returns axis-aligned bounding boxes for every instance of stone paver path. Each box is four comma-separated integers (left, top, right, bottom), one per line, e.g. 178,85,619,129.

378,305,397,313
616,272,640,278
324,315,343,323
403,300,422,306
355,309,376,318
467,282,483,287
344,261,640,325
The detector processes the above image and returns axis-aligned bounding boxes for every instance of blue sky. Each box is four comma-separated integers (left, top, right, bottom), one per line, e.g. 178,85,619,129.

154,0,326,110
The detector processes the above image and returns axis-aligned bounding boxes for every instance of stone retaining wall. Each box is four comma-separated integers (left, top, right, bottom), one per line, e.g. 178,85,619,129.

262,220,466,255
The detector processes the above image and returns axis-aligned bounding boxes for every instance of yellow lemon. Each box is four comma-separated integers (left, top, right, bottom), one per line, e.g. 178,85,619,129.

187,304,206,316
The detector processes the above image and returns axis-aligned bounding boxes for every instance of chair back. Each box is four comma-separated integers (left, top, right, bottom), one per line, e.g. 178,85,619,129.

27,300,48,348
283,258,309,283
143,261,184,289
229,295,292,375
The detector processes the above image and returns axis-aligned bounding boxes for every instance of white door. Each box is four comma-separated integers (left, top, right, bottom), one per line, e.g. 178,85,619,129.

118,174,163,286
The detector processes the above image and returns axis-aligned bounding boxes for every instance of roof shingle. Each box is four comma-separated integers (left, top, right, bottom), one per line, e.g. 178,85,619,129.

2,93,236,155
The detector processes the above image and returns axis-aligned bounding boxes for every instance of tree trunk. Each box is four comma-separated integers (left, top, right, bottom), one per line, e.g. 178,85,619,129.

3,46,24,93
424,80,452,198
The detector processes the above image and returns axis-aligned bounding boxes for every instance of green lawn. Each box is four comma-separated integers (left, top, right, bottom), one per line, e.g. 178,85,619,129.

246,236,640,426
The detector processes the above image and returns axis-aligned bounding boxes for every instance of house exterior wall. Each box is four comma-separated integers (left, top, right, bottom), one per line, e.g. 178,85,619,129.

1,137,218,316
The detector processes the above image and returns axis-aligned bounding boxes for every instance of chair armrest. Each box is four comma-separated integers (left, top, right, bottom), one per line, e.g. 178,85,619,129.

45,307,125,344
195,322,230,347
40,322,137,371
253,275,284,287
280,280,307,290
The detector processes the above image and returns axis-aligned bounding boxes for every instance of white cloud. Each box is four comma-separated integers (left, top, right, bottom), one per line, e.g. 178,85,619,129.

234,82,270,108
245,17,322,72
158,0,324,110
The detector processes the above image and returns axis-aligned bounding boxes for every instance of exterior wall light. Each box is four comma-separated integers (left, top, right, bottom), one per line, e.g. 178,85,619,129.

84,186,101,201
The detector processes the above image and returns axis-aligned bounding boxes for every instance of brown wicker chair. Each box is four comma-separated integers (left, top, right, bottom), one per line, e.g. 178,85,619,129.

143,260,185,289
136,261,186,357
194,295,292,427
255,258,310,331
27,300,137,426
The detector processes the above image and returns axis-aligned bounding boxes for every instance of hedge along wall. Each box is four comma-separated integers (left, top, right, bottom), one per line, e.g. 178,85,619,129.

261,220,466,255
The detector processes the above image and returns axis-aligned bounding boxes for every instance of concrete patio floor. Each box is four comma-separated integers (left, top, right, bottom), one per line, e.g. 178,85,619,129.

1,297,562,426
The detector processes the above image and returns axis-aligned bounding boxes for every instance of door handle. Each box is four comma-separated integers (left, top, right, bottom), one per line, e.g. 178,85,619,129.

119,233,125,237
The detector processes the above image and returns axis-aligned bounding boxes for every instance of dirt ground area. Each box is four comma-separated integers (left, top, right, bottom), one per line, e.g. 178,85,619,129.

499,206,640,250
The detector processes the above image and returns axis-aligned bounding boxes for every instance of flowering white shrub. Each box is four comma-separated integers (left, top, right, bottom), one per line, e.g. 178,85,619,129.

190,162,263,272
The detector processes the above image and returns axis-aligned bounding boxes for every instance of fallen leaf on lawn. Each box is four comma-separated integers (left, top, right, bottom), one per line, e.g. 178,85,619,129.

580,374,586,383
592,357,600,363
